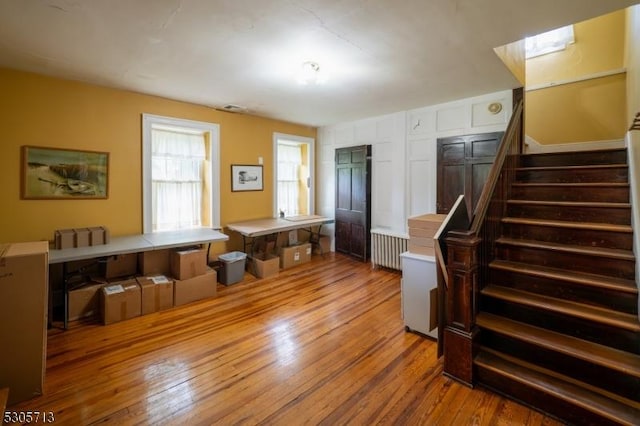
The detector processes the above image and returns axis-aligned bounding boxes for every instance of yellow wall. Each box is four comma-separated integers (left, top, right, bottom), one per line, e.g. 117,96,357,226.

494,39,526,86
526,9,627,144
525,73,627,143
626,5,640,126
0,68,316,250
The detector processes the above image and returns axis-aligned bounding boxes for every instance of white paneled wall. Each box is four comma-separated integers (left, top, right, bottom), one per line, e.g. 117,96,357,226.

317,89,513,241
406,91,512,218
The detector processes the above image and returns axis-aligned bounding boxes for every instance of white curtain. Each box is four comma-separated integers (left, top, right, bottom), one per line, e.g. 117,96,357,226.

151,128,206,231
277,144,302,216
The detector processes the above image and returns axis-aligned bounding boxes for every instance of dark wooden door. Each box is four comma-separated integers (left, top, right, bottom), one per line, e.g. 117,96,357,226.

436,132,503,218
335,145,371,261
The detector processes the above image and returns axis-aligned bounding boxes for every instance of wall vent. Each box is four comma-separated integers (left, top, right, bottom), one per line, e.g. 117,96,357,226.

220,104,247,113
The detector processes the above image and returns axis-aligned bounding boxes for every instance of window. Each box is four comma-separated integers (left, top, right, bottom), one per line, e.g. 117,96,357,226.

142,114,220,233
525,25,574,59
277,143,303,216
273,133,314,218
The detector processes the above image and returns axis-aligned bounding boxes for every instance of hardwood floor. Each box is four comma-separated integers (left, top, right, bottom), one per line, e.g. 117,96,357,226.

10,253,564,425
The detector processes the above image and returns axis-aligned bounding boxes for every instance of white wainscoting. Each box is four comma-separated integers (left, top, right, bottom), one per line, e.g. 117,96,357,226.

317,89,513,245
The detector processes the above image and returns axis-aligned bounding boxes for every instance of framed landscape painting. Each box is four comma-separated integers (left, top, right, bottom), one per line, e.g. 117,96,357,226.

21,146,109,199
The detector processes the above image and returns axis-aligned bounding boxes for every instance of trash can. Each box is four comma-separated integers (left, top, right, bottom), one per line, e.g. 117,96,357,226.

218,251,247,285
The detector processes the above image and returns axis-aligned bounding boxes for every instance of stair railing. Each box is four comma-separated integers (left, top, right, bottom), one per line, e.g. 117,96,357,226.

440,96,524,386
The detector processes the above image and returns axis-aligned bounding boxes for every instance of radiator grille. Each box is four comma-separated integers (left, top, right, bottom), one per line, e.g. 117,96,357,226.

371,230,408,270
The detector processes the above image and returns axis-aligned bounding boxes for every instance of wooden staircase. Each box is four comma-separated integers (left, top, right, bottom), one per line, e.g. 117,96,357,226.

473,148,640,425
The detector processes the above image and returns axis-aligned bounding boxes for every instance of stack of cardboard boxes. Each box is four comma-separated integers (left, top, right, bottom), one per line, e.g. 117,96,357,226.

246,229,323,279
54,226,109,249
67,246,216,326
171,248,216,306
407,214,447,256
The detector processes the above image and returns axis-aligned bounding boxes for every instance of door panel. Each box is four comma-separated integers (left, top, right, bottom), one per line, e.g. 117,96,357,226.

437,132,503,217
335,221,351,253
337,168,353,210
470,162,493,212
335,145,372,261
350,223,366,261
439,164,465,215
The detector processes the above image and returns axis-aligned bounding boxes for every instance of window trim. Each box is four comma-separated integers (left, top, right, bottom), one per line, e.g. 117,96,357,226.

142,113,220,233
273,132,315,218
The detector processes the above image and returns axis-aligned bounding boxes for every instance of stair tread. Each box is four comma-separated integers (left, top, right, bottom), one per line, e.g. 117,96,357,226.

477,312,640,378
516,164,628,171
481,285,640,332
512,182,629,187
489,260,638,294
507,199,631,208
475,349,640,425
522,148,626,157
501,217,633,233
496,237,635,260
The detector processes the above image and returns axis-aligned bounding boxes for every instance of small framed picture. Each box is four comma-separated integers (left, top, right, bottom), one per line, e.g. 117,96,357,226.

231,164,263,192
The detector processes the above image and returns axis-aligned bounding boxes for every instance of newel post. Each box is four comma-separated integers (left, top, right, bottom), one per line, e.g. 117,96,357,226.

443,230,481,387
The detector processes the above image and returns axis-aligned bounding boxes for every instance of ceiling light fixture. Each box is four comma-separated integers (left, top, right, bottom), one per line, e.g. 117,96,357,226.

297,61,325,85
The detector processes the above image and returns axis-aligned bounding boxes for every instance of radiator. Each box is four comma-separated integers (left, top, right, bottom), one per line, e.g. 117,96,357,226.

371,229,409,270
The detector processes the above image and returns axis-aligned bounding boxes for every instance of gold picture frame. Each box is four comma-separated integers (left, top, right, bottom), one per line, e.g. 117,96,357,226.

21,146,109,199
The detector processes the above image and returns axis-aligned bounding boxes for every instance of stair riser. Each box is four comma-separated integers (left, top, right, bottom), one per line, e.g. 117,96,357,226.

516,168,628,184
511,186,629,202
488,267,638,314
502,222,633,250
506,204,631,225
481,296,639,354
520,150,627,168
480,331,640,402
475,366,625,426
495,245,636,280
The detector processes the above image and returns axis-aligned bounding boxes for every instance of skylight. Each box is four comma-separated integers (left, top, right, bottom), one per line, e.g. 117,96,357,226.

525,25,575,59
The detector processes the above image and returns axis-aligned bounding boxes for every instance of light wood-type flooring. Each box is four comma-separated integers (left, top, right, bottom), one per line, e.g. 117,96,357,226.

9,253,564,425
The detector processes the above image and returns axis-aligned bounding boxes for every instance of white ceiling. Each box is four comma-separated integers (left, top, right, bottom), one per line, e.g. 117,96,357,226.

0,0,637,127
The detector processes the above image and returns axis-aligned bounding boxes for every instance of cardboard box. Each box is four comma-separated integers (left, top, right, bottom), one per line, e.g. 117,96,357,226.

408,236,435,249
55,228,75,249
249,253,280,278
102,253,138,279
68,282,104,321
174,268,217,306
408,227,439,238
407,214,445,256
0,241,48,405
407,242,435,256
101,279,141,325
313,235,331,255
137,275,174,315
279,243,312,269
88,226,108,246
138,249,171,276
171,248,207,280
407,214,447,230
73,228,91,247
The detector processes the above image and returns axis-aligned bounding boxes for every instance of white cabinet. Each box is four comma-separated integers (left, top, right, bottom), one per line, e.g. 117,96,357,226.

400,251,438,339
